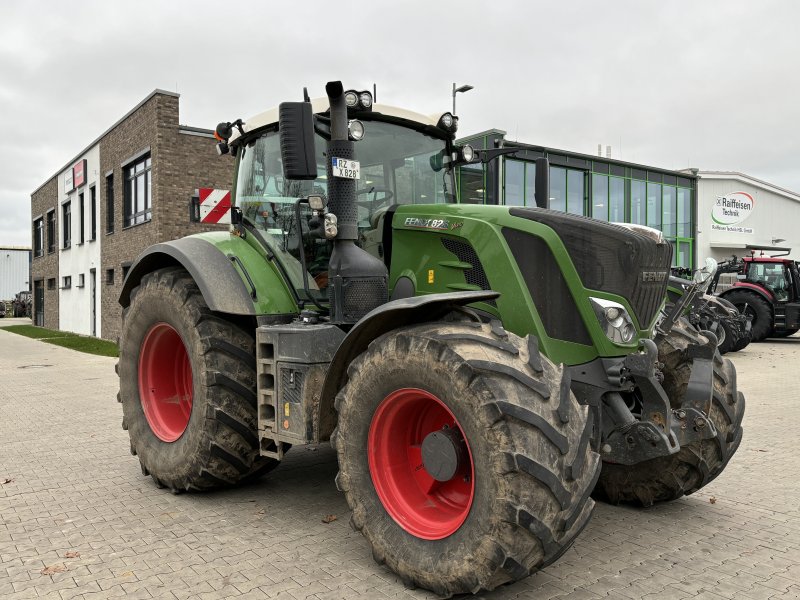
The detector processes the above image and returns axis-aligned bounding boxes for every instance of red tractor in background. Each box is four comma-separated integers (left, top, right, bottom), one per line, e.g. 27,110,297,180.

711,245,800,341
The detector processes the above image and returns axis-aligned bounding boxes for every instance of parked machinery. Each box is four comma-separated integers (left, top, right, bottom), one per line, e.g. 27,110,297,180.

711,247,800,341
667,269,751,354
116,81,744,596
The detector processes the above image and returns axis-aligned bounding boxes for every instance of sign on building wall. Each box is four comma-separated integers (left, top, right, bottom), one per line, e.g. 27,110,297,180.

73,159,87,188
64,169,74,193
711,191,754,234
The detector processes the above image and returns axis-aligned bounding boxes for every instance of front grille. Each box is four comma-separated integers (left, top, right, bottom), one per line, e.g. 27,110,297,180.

509,208,672,328
502,228,592,345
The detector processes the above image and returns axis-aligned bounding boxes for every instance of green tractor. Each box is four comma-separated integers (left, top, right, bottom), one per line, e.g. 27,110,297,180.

118,81,744,596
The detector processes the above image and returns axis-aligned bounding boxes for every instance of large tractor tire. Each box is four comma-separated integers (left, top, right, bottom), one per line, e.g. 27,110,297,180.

596,318,745,506
723,289,772,341
332,321,599,596
118,267,277,492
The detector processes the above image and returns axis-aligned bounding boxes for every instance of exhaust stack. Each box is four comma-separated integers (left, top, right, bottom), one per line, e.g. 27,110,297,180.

324,81,388,324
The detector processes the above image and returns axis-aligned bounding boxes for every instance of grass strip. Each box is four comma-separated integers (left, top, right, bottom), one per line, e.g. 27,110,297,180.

2,325,119,357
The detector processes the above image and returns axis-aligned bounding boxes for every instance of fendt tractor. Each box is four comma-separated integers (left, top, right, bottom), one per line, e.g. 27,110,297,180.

117,81,744,596
711,248,800,341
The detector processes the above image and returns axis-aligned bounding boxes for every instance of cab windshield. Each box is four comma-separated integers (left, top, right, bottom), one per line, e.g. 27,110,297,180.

235,120,454,299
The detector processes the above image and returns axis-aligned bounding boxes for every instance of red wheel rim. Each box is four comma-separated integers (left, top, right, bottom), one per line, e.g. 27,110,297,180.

138,323,193,442
368,388,475,540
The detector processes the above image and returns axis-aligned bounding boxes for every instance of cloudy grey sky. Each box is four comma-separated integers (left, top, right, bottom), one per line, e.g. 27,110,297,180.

1,0,799,247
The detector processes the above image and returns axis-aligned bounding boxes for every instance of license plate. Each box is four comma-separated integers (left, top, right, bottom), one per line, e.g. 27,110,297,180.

332,157,360,180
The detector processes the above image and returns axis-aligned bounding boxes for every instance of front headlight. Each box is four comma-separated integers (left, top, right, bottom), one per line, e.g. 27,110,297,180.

590,297,637,343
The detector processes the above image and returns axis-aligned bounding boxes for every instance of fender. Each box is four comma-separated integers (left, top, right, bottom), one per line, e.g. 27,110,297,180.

720,282,774,303
119,235,298,317
317,290,499,440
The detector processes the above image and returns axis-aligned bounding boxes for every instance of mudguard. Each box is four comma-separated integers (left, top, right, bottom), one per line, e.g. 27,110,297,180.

317,290,499,439
721,282,774,303
119,236,281,315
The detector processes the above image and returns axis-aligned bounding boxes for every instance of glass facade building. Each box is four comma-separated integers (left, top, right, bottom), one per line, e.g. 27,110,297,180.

457,130,697,268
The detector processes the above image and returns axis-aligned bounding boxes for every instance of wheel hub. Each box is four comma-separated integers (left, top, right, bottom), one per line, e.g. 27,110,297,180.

138,322,193,443
421,427,467,482
368,388,475,540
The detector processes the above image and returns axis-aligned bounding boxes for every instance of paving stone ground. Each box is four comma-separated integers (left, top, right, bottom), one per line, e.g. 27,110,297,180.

1,318,798,599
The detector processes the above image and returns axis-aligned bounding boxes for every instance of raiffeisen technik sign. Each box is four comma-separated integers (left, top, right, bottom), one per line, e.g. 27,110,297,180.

712,191,754,234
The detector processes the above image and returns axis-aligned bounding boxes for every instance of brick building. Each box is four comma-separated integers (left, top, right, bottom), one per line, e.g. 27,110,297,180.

30,90,233,341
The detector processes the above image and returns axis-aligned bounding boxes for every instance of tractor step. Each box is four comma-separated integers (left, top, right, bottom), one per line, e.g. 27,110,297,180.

255,322,345,455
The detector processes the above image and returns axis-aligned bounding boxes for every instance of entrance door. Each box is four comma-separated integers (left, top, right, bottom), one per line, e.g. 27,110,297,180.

90,269,97,337
33,281,44,326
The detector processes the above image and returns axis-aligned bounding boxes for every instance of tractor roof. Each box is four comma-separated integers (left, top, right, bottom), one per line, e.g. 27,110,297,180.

743,256,792,264
229,98,445,144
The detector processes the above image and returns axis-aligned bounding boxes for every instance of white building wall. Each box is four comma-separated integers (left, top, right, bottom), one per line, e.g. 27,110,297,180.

58,145,102,337
695,171,800,263
0,247,31,300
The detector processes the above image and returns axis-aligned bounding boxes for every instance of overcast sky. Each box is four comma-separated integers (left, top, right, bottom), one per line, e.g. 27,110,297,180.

1,0,799,247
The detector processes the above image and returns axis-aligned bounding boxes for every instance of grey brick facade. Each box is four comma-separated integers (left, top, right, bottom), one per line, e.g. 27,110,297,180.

30,178,60,330
31,90,233,342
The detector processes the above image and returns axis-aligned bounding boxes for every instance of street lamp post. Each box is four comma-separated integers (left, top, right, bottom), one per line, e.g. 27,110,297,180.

452,83,474,115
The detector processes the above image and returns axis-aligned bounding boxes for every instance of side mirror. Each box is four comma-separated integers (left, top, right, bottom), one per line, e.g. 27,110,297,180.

278,102,317,180
534,157,549,209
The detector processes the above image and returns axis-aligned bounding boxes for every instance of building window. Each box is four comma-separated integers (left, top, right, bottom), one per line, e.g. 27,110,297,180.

592,174,608,221
677,187,692,238
609,176,625,222
124,154,152,227
62,275,72,289
106,268,115,285
646,183,662,230
33,217,43,257
46,210,56,253
78,273,85,288
566,170,584,215
631,179,646,225
62,201,72,248
106,174,115,234
79,192,85,244
504,160,525,206
90,186,97,240
662,185,677,238
47,278,56,290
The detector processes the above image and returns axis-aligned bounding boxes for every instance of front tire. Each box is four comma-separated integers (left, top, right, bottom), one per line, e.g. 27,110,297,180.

119,267,276,492
333,322,599,596
596,318,745,506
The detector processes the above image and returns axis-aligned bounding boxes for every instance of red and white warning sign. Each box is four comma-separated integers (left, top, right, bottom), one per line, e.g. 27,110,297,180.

197,188,231,224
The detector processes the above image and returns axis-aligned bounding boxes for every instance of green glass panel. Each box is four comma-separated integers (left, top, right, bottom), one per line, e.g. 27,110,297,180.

631,180,646,225
592,173,608,220
505,160,525,206
567,169,584,215
647,182,662,229
609,176,625,222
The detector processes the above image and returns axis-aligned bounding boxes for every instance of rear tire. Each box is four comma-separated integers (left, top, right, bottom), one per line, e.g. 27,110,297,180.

595,318,745,506
333,321,599,596
119,267,277,492
723,290,772,341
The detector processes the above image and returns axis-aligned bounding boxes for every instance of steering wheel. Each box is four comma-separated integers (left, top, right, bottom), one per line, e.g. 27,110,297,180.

356,186,394,207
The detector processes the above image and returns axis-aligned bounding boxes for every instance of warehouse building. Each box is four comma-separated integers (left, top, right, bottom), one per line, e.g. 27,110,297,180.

458,130,698,268
31,90,233,340
689,170,800,262
0,246,31,302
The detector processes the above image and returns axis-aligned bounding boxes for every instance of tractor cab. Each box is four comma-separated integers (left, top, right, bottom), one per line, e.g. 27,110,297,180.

741,256,800,302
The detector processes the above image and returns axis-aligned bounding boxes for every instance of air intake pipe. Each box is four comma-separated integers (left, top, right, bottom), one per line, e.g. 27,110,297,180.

324,81,388,324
